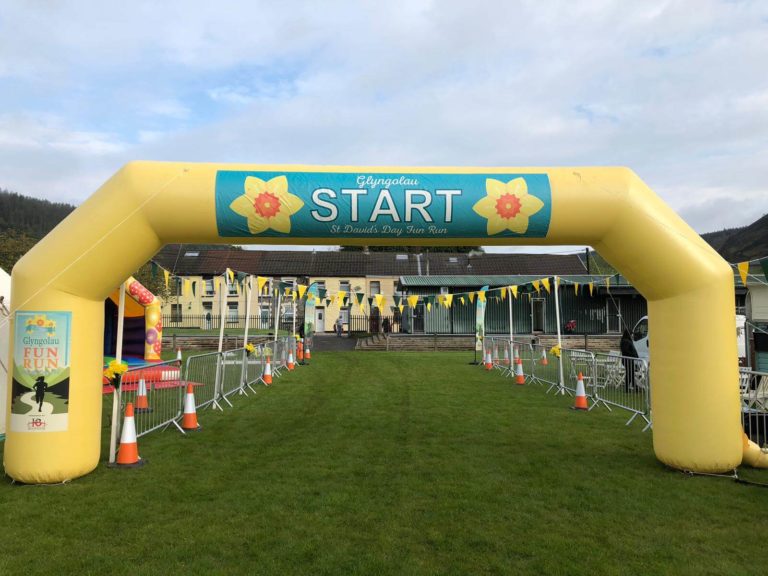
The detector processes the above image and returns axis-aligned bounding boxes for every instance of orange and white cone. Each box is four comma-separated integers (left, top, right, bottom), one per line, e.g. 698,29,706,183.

262,356,273,385
515,357,525,385
573,372,589,410
304,345,311,364
540,347,549,366
287,350,295,371
115,402,144,467
181,383,201,431
484,349,493,370
297,339,304,362
135,378,152,413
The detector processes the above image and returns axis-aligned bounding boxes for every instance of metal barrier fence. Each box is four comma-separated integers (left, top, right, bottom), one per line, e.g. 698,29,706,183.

588,351,650,429
185,351,224,410
114,359,185,440
740,367,768,449
482,338,653,432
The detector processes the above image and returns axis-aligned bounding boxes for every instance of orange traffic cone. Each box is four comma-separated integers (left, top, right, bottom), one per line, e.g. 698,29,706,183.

573,372,589,410
135,378,152,413
484,349,493,370
287,349,295,371
515,357,525,385
297,339,304,362
181,383,201,431
262,356,273,385
540,347,549,366
115,402,144,467
304,345,311,364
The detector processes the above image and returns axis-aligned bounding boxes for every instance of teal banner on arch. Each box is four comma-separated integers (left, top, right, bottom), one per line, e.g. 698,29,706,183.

215,170,551,240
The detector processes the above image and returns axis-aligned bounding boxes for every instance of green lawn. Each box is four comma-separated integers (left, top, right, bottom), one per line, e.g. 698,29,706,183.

2,352,767,576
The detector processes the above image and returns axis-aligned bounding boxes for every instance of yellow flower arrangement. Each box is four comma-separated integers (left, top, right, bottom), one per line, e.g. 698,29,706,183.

245,343,256,355
103,360,128,387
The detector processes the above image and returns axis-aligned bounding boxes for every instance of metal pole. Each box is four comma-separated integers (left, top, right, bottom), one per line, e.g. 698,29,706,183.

554,275,565,394
243,275,252,346
274,290,282,344
108,282,126,464
508,285,514,343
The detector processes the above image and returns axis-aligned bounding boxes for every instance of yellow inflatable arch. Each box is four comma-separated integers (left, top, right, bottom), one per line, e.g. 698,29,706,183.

3,162,758,483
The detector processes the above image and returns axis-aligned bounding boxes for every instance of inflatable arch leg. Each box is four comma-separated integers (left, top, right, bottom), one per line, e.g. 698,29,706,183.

4,163,747,483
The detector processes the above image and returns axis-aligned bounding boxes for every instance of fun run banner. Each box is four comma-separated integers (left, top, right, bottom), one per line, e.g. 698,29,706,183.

215,172,552,240
305,282,319,342
475,286,489,352
11,311,72,433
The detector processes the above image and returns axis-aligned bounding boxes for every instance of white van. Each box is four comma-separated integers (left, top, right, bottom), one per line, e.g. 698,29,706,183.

631,314,747,363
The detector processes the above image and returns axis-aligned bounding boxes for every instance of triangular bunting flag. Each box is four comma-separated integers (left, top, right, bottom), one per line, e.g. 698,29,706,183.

574,283,580,295
737,262,750,286
398,304,404,314
257,276,268,294
532,280,540,293
542,278,551,293
163,270,170,289
214,277,222,294
393,295,401,307
337,290,347,304
459,296,465,305
319,288,327,299
407,295,419,308
297,284,308,300
468,292,475,303
511,286,518,299
500,287,507,300
444,294,453,308
374,294,385,310
589,282,594,296
477,290,486,302
354,292,365,308
226,268,234,284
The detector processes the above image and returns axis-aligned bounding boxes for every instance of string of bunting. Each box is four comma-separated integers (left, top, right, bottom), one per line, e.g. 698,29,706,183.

148,250,768,313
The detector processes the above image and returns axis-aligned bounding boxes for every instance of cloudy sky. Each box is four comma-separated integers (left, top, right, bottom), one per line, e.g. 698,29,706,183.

1,0,766,252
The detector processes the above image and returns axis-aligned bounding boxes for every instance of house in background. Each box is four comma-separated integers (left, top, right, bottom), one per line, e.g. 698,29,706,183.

152,246,590,334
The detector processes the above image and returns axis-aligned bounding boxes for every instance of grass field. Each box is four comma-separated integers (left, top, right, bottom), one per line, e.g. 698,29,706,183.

2,352,767,575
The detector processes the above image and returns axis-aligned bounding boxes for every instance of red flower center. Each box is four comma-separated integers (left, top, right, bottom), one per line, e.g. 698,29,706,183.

253,192,281,218
495,193,521,219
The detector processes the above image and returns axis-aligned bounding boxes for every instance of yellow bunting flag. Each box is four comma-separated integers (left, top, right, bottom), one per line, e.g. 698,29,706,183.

407,295,419,308
297,284,308,300
163,270,170,289
737,262,750,286
500,287,507,300
511,285,518,298
542,278,551,293
468,292,475,303
257,276,268,294
291,290,297,301
214,277,222,294
375,294,385,309
426,302,432,311
574,283,580,295
532,280,540,293
337,290,347,304
477,290,486,302
183,279,191,297
226,268,234,284
444,294,453,308
459,296,465,305
398,304,405,314
589,282,594,296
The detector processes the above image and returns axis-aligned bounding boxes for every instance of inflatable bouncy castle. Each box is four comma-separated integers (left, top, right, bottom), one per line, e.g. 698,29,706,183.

104,276,162,362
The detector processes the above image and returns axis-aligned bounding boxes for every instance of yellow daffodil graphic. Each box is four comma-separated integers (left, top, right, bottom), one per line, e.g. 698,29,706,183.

473,178,544,235
229,175,304,234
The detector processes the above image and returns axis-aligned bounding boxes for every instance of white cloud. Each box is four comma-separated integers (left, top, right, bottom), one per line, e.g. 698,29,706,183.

1,0,767,242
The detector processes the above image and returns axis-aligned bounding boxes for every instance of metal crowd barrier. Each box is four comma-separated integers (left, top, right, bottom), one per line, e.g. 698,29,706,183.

184,350,224,410
483,340,653,432
109,359,185,457
740,367,768,449
588,351,651,429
